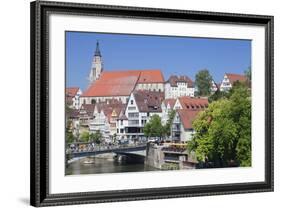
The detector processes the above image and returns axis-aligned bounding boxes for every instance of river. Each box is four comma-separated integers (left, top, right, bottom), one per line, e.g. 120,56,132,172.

66,155,158,175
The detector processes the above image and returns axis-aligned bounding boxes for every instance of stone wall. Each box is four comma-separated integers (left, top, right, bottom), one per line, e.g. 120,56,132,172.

145,143,164,169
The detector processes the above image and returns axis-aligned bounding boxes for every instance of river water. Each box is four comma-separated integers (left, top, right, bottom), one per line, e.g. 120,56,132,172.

66,156,158,175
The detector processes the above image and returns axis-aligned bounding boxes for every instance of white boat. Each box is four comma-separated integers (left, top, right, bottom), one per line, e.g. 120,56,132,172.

83,159,95,164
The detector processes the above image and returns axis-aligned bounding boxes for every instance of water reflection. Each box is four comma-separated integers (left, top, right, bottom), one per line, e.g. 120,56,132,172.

66,156,157,175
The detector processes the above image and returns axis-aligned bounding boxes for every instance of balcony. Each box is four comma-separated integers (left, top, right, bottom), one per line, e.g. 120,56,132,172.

128,113,139,119
173,118,180,123
128,120,140,126
128,117,139,121
172,124,180,132
172,128,181,132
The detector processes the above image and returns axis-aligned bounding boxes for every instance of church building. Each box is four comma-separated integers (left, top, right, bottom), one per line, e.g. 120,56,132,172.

80,42,165,105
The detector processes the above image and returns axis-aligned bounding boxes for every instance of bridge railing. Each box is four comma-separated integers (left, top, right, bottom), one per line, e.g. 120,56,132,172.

66,142,147,154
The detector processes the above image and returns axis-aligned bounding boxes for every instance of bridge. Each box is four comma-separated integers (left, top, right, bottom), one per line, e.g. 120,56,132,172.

66,144,147,160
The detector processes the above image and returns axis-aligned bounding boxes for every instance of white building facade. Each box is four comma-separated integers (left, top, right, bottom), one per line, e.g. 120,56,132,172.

66,87,82,109
89,107,111,142
211,80,219,93
161,99,176,125
171,110,198,142
220,73,247,92
220,74,232,92
135,82,164,92
80,96,128,106
165,75,195,99
116,91,163,142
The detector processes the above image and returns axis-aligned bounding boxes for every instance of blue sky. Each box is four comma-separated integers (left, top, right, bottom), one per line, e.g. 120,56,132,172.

66,31,251,91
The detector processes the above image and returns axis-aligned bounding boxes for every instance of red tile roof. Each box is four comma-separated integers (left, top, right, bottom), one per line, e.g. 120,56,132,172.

72,109,80,118
118,113,128,120
66,87,80,97
177,109,201,129
66,96,73,106
68,109,79,118
167,75,194,87
80,104,95,116
94,99,125,121
133,90,164,112
137,69,164,83
225,73,247,85
82,70,164,97
178,96,208,110
163,98,177,109
118,109,128,120
82,71,139,97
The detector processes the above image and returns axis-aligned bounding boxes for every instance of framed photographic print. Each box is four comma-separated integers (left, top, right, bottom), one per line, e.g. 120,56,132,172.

30,0,274,207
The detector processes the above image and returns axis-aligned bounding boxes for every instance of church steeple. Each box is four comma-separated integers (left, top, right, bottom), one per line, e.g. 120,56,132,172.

88,41,103,86
94,41,102,57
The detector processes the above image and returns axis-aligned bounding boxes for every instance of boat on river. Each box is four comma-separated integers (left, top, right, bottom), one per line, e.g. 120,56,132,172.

83,158,95,164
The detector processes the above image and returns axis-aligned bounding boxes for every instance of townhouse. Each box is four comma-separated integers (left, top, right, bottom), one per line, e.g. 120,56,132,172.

171,96,209,142
165,75,195,99
116,90,164,142
220,73,247,92
66,87,82,109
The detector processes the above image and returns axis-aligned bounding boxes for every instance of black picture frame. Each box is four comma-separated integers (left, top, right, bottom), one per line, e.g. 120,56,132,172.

30,0,274,207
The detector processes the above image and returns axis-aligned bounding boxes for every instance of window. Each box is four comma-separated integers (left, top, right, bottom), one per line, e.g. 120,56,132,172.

120,129,124,133
83,99,86,104
130,100,134,105
128,113,139,118
91,99,96,104
120,120,123,125
129,120,139,125
128,106,136,111
147,112,150,117
117,129,119,133
141,120,146,125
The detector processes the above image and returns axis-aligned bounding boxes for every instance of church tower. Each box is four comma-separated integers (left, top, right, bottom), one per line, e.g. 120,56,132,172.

88,41,103,86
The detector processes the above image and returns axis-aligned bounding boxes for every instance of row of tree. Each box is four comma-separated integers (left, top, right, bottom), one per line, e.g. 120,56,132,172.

66,128,103,144
188,81,251,167
80,131,103,143
195,67,251,96
143,110,176,140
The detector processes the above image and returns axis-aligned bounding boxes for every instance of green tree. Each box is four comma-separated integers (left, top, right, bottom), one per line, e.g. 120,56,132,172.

195,69,213,96
164,110,176,137
188,84,251,167
208,90,227,103
244,66,251,82
92,130,102,144
112,133,117,144
65,105,72,121
228,83,251,166
143,115,165,139
209,80,249,103
66,132,75,144
65,120,75,143
244,67,252,89
80,131,90,142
